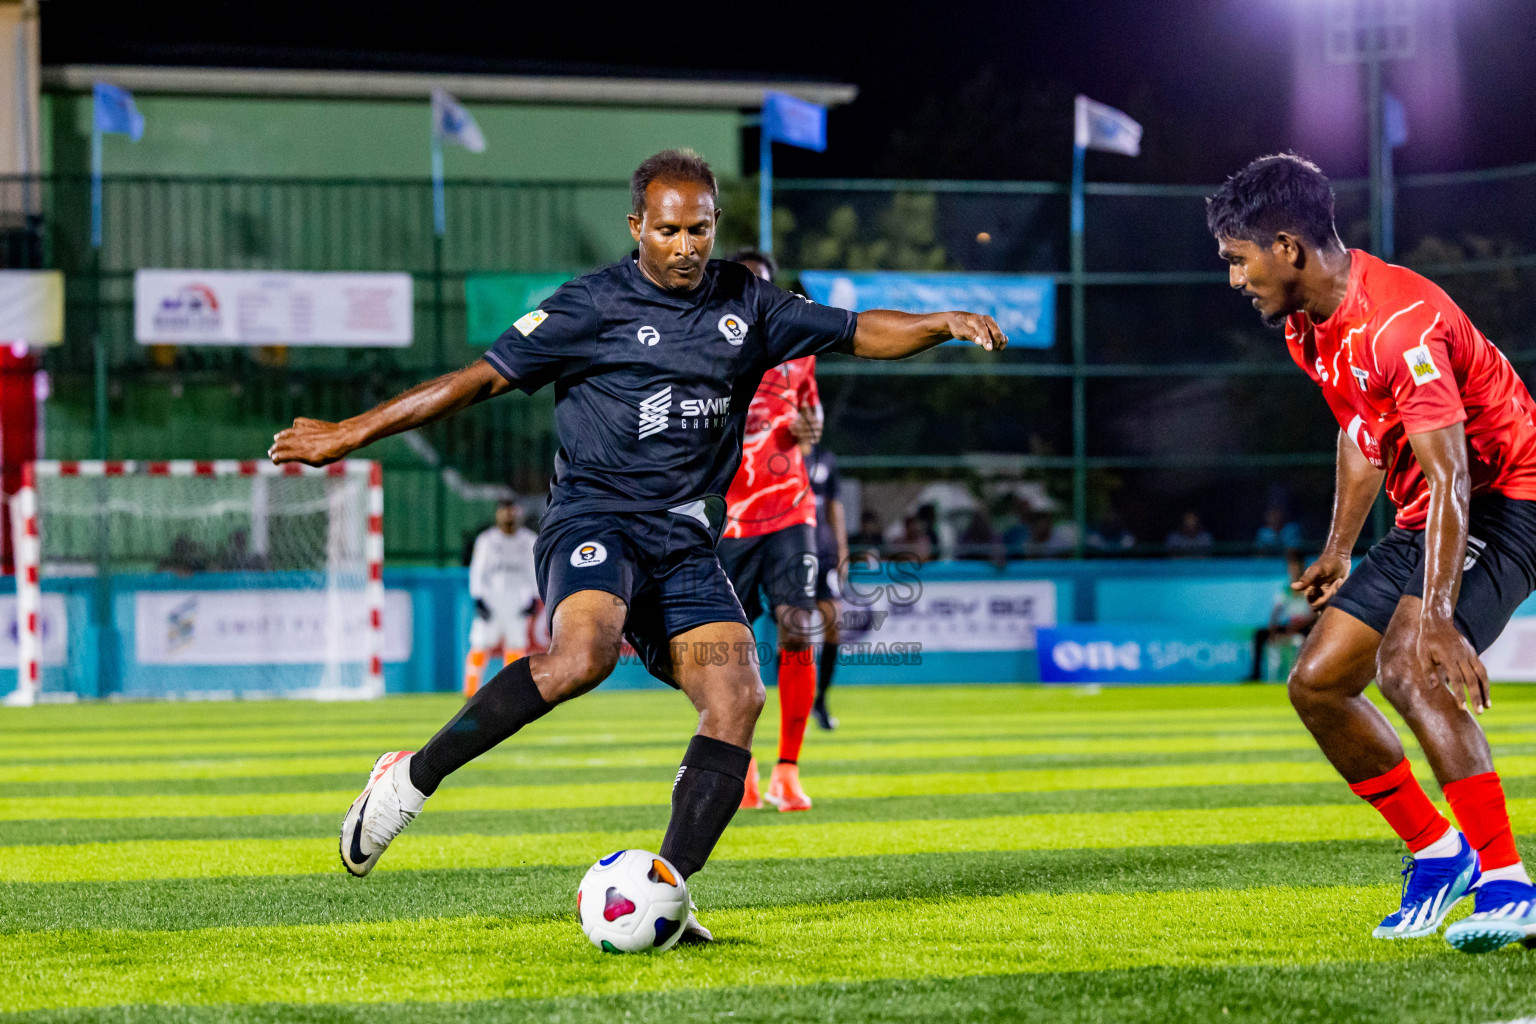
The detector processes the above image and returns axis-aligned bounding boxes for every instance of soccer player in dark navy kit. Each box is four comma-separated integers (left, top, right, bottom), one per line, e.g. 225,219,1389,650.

1210,154,1536,953
270,149,1007,942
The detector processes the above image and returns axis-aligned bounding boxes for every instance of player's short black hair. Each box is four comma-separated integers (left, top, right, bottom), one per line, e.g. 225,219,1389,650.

727,247,778,279
1206,153,1341,251
631,149,718,216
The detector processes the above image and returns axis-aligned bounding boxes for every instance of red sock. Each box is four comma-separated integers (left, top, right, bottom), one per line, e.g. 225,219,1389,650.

1348,758,1451,853
776,647,816,764
1444,772,1522,871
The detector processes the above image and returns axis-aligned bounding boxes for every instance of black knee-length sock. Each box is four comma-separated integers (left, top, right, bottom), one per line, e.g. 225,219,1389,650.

409,657,553,797
660,734,752,878
815,639,837,710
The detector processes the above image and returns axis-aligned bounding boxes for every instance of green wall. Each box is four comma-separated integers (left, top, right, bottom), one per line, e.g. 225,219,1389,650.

42,92,742,181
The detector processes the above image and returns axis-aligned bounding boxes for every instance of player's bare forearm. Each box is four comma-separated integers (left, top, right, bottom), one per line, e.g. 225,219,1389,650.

845,309,1007,359
831,498,849,577
269,360,512,466
1406,422,1487,709
1324,430,1386,558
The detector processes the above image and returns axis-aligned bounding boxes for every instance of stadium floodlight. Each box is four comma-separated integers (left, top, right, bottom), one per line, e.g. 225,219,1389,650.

6,458,384,705
1323,0,1416,65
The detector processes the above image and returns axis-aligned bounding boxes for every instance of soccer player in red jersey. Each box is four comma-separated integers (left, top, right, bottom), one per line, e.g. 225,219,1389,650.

717,249,824,812
1209,154,1536,953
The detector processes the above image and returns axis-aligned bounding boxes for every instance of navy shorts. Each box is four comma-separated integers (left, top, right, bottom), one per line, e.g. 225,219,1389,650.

717,524,818,623
1331,494,1536,653
535,508,750,688
814,548,842,603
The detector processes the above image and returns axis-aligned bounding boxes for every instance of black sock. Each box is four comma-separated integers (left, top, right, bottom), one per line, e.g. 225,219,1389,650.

815,640,836,709
409,656,553,797
659,734,752,879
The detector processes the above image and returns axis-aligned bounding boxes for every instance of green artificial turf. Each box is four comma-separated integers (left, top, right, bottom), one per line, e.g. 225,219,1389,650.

2,684,1534,1022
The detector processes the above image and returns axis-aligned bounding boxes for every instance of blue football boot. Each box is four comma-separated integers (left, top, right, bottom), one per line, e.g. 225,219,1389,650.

1444,879,1536,953
1372,834,1481,940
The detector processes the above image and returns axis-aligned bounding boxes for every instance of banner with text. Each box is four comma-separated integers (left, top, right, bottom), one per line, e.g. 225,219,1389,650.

0,271,64,346
798,271,1055,349
838,579,1056,652
0,594,67,666
1037,625,1251,684
135,270,413,347
134,589,413,666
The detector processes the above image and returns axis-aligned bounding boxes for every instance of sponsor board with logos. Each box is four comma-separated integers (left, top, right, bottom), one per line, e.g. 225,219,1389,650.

134,589,412,666
1036,625,1250,684
134,270,413,347
839,579,1057,652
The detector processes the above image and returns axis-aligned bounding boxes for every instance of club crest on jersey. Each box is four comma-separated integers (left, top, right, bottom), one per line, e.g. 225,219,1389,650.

570,541,608,567
513,309,547,336
717,313,748,346
1404,343,1441,385
637,325,660,347
1352,366,1370,391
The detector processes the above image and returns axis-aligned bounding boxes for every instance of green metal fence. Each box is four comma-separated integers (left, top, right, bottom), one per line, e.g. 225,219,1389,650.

4,163,1536,560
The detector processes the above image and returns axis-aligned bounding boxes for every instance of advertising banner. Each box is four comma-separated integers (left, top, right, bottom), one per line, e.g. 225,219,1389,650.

464,272,572,345
1036,625,1251,684
0,594,67,666
134,589,413,666
798,271,1055,349
0,271,64,345
134,270,413,347
839,579,1056,652
1481,617,1536,682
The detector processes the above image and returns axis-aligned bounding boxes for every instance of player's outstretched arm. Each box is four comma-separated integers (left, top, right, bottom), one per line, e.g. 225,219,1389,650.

1295,430,1383,608
847,310,1007,360
1406,422,1489,712
269,360,513,467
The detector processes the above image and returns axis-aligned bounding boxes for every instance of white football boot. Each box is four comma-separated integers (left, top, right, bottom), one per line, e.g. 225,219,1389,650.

339,750,426,877
678,900,714,944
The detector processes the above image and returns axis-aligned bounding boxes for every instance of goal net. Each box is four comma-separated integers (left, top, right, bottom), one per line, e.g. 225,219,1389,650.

7,459,383,704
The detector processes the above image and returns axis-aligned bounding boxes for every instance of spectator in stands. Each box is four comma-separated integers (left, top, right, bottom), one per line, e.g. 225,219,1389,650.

849,510,884,562
1087,508,1137,555
158,534,211,576
1165,510,1214,558
1253,505,1303,555
914,504,941,553
955,508,1003,562
891,514,934,563
1251,550,1318,679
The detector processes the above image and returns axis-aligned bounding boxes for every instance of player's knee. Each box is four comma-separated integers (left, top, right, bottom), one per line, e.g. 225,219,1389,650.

1375,643,1422,709
1286,654,1340,717
542,644,618,699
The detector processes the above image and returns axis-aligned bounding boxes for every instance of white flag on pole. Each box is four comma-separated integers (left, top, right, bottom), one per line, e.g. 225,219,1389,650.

431,89,486,153
1074,95,1142,156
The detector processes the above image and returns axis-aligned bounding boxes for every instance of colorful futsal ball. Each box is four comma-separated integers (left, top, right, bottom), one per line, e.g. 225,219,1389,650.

576,849,690,953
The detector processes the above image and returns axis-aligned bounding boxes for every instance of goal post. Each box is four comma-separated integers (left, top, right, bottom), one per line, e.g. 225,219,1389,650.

6,459,383,705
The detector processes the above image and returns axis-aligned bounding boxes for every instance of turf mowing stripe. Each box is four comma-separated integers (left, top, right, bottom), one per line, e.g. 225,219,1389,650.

6,798,1535,883
10,756,1536,821
0,884,1462,1012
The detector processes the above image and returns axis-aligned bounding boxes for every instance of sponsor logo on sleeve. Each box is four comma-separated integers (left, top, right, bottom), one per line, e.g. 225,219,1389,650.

513,309,547,336
637,325,661,346
1352,365,1370,391
717,313,748,346
1404,343,1442,385
570,541,608,568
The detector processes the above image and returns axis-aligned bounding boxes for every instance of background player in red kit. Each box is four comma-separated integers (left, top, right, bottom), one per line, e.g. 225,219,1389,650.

718,248,823,812
1209,154,1536,953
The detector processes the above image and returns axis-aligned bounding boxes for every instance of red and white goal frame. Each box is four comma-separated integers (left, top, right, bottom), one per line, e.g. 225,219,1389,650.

8,459,383,706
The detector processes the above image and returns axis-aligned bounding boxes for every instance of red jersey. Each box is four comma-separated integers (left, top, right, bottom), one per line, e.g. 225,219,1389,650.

723,356,821,539
1287,250,1536,528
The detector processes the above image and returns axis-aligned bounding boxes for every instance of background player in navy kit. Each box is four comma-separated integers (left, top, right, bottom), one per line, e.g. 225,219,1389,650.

269,149,1007,942
802,437,847,731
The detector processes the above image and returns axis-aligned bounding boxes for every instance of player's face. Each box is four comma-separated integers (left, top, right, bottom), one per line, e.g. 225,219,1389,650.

495,503,520,533
1218,235,1297,330
628,180,719,292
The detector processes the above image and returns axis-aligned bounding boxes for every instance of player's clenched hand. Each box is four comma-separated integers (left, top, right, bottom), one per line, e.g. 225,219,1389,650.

1419,617,1491,714
268,417,360,467
945,312,1008,352
1294,552,1350,609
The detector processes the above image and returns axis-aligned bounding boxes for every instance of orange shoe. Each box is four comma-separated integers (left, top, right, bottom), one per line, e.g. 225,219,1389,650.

739,756,763,810
764,761,812,812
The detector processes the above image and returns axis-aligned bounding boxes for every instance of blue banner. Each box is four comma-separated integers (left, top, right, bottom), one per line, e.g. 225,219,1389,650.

798,271,1055,349
1036,625,1251,684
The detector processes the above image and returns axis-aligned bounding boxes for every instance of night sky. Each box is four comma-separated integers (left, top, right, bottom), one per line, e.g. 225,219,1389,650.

39,0,1536,182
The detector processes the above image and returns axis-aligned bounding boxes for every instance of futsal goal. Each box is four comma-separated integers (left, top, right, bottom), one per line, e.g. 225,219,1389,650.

6,459,383,704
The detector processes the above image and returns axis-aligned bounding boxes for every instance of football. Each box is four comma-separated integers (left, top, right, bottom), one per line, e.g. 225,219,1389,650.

576,849,690,953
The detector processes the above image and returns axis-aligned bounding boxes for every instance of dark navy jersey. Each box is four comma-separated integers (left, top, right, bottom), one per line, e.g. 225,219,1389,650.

806,445,842,556
484,254,857,529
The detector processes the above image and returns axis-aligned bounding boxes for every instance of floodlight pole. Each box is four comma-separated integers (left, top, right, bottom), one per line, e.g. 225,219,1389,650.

1366,33,1388,258
759,128,774,255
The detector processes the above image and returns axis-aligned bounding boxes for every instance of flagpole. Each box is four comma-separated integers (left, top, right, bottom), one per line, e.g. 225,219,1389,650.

90,124,103,250
431,134,446,238
1069,138,1087,557
759,128,773,255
